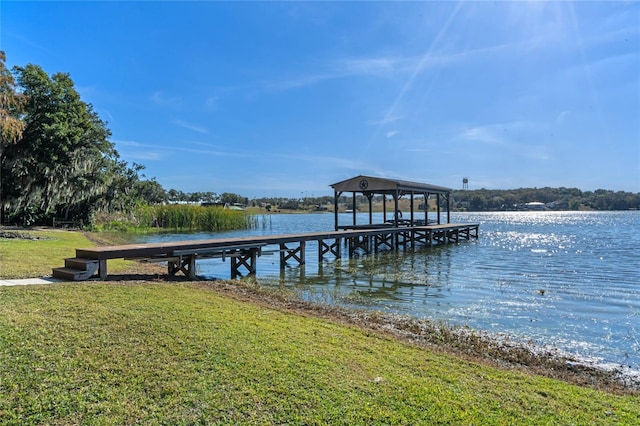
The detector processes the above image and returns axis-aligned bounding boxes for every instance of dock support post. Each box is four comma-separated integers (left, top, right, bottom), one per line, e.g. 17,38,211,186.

280,242,306,268
410,192,414,226
231,248,259,279
299,241,306,265
374,231,394,252
188,256,196,278
348,235,370,256
99,260,107,280
383,194,387,223
334,191,341,231
168,255,196,278
318,238,341,262
231,254,240,279
352,192,357,226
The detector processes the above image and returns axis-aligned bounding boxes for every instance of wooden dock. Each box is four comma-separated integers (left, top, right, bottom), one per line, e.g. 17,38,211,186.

52,223,479,281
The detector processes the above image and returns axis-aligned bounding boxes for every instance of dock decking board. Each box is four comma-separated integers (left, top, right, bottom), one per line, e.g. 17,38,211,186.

54,223,479,281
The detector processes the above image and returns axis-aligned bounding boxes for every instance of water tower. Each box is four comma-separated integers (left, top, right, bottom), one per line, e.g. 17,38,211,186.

462,177,469,190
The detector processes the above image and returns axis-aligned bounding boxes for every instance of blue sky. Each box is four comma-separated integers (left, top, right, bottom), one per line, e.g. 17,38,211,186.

2,1,639,197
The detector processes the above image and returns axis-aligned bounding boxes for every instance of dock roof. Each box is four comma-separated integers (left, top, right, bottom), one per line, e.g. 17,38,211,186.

330,175,451,195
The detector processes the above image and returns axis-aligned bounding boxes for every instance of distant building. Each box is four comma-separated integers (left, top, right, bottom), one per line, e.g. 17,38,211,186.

517,202,546,211
546,199,569,210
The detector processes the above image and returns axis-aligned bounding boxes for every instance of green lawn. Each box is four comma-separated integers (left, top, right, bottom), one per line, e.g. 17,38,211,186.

0,229,137,279
1,282,637,425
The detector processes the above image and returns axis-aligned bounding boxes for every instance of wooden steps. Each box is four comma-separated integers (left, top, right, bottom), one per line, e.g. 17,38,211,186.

52,258,100,281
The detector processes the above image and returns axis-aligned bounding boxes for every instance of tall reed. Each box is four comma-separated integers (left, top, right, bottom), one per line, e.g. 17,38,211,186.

134,204,256,232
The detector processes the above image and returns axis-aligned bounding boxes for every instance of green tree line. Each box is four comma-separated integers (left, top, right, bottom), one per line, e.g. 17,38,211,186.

177,188,640,213
452,187,640,211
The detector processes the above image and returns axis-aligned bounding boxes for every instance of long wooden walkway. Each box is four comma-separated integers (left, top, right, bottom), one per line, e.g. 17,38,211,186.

52,223,479,281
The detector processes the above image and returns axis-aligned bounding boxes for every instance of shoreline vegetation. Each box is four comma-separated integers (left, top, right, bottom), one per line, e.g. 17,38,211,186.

1,228,639,423
91,204,257,233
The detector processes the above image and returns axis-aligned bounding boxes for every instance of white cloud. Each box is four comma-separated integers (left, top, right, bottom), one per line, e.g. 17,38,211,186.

204,95,220,109
265,55,408,92
263,30,539,97
173,120,209,134
125,151,163,161
150,91,181,107
183,147,245,157
386,130,400,139
460,126,504,145
278,153,367,171
458,120,544,145
521,146,551,161
266,72,339,91
454,121,554,162
342,57,403,76
111,139,148,148
556,110,571,124
111,139,169,160
367,115,402,126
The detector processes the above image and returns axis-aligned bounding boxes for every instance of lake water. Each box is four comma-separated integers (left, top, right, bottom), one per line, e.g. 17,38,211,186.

136,211,640,374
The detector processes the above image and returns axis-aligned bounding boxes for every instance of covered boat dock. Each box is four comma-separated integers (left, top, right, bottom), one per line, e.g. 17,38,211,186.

53,175,477,281
331,175,453,230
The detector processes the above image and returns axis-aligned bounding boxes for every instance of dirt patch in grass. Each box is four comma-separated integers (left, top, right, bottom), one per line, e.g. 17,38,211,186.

0,230,43,240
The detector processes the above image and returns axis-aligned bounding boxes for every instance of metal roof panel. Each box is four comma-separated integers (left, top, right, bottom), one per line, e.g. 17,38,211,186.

330,175,451,194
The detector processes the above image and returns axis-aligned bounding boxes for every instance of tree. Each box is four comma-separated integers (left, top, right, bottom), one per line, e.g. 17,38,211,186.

0,57,171,225
1,63,117,223
167,189,186,203
99,161,144,214
0,51,26,223
134,178,167,205
220,192,244,205
0,51,25,149
469,195,485,211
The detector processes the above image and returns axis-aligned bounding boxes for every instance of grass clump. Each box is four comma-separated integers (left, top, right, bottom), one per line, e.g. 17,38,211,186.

0,282,638,424
133,204,257,232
